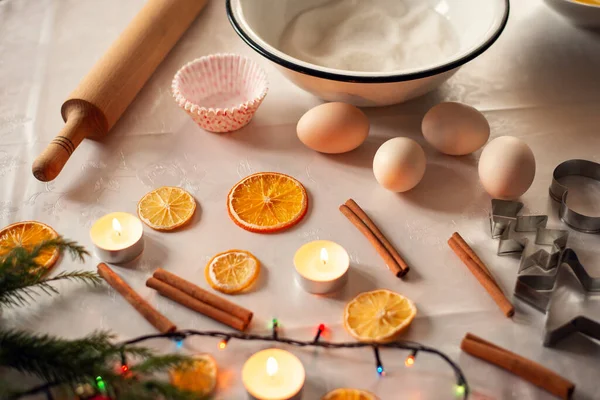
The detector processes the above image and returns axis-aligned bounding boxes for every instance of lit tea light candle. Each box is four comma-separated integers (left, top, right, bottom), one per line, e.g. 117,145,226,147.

294,240,349,294
242,348,305,400
90,212,144,264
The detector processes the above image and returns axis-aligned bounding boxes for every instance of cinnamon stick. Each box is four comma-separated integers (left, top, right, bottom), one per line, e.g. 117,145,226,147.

461,333,575,399
146,277,247,331
345,199,410,276
97,263,176,333
448,238,514,317
153,268,253,325
451,232,497,285
340,204,403,277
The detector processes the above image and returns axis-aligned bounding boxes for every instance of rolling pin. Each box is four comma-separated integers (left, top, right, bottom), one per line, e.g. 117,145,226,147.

32,0,208,182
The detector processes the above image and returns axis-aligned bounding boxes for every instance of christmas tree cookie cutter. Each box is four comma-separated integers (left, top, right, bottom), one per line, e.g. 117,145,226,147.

549,159,600,234
489,199,600,346
514,248,600,313
490,199,552,256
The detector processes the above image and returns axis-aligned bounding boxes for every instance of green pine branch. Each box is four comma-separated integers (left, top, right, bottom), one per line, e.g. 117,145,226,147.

0,329,119,383
0,238,206,400
0,237,98,308
108,379,201,400
0,380,17,399
130,354,193,374
28,238,89,263
1,329,199,400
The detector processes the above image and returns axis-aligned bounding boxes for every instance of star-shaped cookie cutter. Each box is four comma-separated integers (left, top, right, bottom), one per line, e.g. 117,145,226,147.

489,199,600,346
543,257,600,346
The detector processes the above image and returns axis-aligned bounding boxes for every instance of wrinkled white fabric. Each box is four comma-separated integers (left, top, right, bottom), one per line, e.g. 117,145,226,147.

0,0,599,399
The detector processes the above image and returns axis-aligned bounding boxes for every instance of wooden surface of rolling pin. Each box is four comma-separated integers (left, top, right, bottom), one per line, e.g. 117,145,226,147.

32,0,208,182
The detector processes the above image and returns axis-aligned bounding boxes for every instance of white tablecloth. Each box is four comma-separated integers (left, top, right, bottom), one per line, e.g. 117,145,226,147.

1,0,599,399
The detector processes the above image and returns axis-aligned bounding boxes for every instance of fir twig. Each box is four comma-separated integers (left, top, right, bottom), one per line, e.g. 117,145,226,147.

0,330,119,383
0,238,203,400
0,238,97,308
129,354,193,374
103,379,193,400
2,329,199,400
43,270,102,285
113,379,201,400
0,379,17,399
28,238,89,263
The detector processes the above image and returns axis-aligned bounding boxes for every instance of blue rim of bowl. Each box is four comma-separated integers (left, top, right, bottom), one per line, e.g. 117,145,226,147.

226,0,510,83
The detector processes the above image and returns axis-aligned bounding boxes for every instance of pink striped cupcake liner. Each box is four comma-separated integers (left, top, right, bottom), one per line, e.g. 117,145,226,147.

172,54,268,133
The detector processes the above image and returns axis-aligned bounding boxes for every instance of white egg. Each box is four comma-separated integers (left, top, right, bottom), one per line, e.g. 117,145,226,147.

297,102,369,154
478,136,536,199
422,102,490,155
373,138,426,192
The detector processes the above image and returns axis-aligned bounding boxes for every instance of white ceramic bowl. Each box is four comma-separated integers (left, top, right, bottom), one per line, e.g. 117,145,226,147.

545,0,600,28
227,0,509,107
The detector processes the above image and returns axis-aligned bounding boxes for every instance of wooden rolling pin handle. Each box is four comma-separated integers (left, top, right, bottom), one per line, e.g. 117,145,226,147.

32,100,106,182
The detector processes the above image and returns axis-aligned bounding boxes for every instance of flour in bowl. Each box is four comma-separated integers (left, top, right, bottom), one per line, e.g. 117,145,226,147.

279,0,460,73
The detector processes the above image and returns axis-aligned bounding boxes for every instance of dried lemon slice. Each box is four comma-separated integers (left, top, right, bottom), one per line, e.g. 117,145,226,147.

322,388,379,400
205,250,260,294
170,354,217,396
227,172,308,233
0,221,59,270
137,186,196,231
344,289,416,343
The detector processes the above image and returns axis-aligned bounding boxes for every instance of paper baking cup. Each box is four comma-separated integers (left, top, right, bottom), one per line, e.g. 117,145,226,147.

172,54,268,133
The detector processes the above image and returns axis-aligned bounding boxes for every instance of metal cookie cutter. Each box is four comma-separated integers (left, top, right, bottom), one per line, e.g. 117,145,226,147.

543,252,600,346
490,199,549,256
515,249,600,313
490,200,568,306
517,228,568,274
549,159,600,234
489,200,600,346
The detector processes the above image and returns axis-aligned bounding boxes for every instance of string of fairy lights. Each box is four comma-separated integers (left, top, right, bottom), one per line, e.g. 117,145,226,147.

123,319,469,399
14,319,470,400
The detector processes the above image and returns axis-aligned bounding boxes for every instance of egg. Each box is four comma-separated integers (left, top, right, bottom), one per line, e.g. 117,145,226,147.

297,102,369,154
373,138,426,192
422,102,490,155
478,136,536,199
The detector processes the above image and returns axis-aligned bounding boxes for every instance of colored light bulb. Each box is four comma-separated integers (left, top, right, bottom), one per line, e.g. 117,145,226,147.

318,323,325,332
405,354,415,367
455,384,466,397
268,318,279,329
96,376,106,391
218,340,227,350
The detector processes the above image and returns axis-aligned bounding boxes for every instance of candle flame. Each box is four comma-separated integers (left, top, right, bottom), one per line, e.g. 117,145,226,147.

112,218,122,236
320,248,328,265
266,357,278,377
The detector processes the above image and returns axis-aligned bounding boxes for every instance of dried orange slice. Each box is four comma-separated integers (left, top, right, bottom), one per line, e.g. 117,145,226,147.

137,186,196,231
205,250,260,294
227,172,308,233
322,388,379,400
0,221,59,270
170,354,217,396
344,289,416,343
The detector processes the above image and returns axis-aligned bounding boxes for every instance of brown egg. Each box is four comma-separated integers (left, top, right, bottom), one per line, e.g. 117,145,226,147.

373,138,426,193
478,136,536,199
297,102,369,154
422,102,490,156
